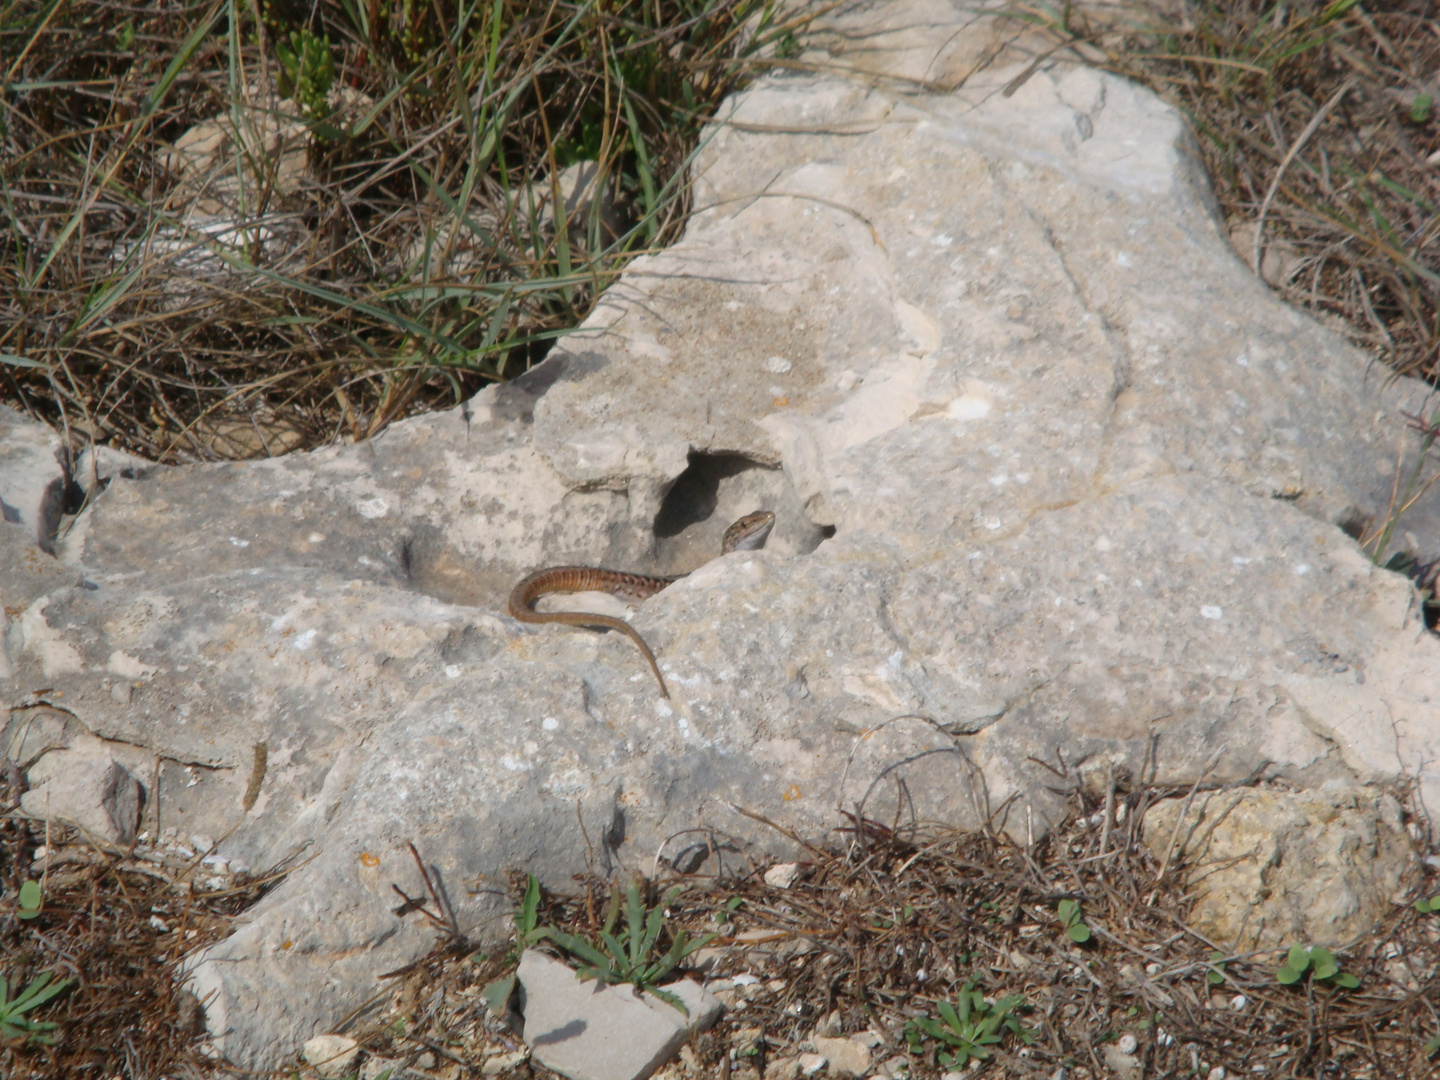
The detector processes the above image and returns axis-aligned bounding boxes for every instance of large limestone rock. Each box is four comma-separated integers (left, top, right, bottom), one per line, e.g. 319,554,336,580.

2,4,1437,1069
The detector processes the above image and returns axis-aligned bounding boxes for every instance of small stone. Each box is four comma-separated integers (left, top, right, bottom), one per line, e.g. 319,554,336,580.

415,1051,437,1069
361,1057,400,1080
1207,1068,1226,1080
811,1036,871,1078
1102,1044,1141,1080
19,748,142,845
482,1050,530,1075
814,1010,843,1038
798,1054,828,1076
732,1027,764,1052
1117,1034,1138,1054
877,1054,909,1078
765,1058,802,1080
516,950,722,1080
764,863,801,889
853,1031,882,1048
301,1034,360,1080
1230,994,1249,1011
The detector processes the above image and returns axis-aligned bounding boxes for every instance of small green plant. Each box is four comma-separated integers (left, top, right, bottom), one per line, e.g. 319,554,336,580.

1276,944,1360,989
17,880,44,921
1410,93,1434,125
1415,894,1440,914
1425,1032,1440,1057
771,30,801,59
904,983,1034,1068
1205,950,1227,985
0,971,74,1045
483,875,712,1016
481,874,543,1015
275,28,335,121
1057,898,1091,943
534,877,715,1014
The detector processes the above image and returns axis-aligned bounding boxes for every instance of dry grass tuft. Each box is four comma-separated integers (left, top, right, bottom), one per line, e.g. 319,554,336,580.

0,764,282,1079
0,0,806,461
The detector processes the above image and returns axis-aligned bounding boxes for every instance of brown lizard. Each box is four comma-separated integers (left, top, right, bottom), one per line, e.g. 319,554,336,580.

507,510,776,698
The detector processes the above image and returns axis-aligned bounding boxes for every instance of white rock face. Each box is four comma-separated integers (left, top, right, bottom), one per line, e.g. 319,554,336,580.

301,1034,361,1080
2,7,1439,1073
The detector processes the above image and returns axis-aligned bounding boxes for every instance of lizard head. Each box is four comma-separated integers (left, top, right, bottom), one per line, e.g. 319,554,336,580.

722,510,776,553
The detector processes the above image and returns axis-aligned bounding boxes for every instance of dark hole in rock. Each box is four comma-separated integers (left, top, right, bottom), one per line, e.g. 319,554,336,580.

1336,507,1368,541
652,450,834,576
654,452,757,540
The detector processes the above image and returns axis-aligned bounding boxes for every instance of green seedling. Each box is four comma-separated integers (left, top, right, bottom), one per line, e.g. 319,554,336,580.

1415,894,1440,914
275,28,335,122
1057,898,1091,943
481,874,543,1015
1276,944,1360,989
904,982,1034,1068
1206,950,1227,986
532,877,715,1014
1410,93,1434,125
0,971,74,1045
485,875,713,1016
17,879,44,920
1425,1033,1440,1057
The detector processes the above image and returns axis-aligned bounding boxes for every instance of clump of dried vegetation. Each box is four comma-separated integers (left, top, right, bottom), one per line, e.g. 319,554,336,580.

1,0,806,461
0,760,280,1079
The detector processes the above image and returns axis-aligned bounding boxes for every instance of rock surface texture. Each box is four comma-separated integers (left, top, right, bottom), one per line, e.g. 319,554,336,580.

3,2,1439,1070
1144,787,1418,950
516,950,722,1080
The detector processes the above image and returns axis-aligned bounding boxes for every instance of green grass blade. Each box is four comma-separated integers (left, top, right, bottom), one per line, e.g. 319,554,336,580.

534,928,612,973
646,984,690,1016
621,90,658,244
519,874,540,936
30,0,223,288
626,880,645,964
10,974,71,1015
640,896,666,958
0,353,49,370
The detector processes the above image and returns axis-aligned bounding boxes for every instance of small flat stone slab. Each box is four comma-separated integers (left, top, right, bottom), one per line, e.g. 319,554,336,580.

517,950,722,1080
19,742,141,845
